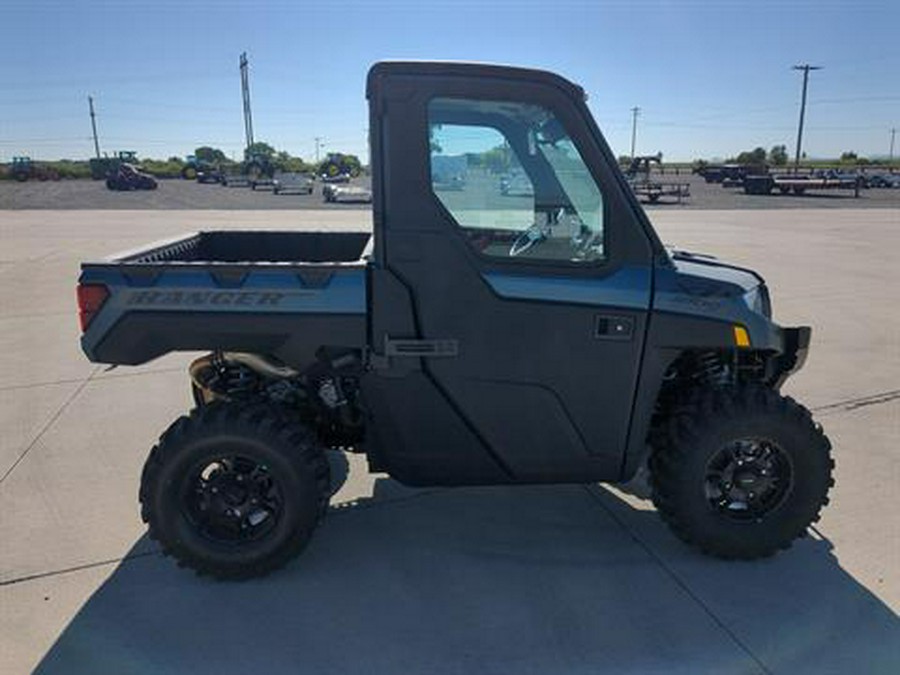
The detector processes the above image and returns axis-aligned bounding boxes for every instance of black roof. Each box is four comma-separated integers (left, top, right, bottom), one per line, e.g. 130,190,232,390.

366,61,584,101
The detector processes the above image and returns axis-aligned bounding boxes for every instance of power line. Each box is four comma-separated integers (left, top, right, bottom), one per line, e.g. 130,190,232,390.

2,71,233,92
644,121,885,132
811,95,900,105
98,97,238,114
0,137,93,145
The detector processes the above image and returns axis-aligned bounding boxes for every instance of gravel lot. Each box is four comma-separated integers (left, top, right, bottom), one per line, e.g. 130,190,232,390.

2,174,899,210
0,177,373,210
643,172,900,210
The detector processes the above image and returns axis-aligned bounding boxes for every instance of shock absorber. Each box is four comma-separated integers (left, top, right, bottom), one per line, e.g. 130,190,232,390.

189,352,261,403
695,351,731,386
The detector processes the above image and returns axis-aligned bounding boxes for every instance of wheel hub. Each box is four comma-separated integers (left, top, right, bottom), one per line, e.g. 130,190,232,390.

185,457,283,542
705,438,792,520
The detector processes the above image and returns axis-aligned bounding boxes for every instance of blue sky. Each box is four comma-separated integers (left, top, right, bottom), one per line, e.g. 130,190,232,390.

2,0,897,163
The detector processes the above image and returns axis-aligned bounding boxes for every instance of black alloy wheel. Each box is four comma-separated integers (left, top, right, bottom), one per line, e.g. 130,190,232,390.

182,454,284,545
704,438,792,521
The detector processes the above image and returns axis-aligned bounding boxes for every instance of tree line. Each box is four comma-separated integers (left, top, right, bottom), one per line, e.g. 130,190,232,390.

1,142,363,180
705,145,881,167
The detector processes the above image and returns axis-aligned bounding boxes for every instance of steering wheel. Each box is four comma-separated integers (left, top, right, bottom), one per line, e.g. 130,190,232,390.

509,222,548,257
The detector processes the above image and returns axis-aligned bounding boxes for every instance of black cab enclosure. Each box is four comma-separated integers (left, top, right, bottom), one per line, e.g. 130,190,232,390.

361,62,806,486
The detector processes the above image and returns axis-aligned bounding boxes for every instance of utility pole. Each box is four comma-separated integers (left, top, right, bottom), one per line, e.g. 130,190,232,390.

792,64,821,172
630,106,640,160
890,128,896,164
239,52,254,155
314,137,324,163
88,96,100,159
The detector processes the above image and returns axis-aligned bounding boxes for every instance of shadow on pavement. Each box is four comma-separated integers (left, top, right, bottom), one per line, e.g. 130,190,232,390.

35,477,899,675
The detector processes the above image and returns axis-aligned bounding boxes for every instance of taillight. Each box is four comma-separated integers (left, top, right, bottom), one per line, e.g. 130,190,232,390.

77,284,109,332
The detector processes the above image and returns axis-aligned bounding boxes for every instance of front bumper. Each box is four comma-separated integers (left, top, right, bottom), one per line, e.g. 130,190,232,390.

771,326,811,388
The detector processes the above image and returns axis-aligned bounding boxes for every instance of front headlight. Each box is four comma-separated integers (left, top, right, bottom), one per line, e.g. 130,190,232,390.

744,284,772,318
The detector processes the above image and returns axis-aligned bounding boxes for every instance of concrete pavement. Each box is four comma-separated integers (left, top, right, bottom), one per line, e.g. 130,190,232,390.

1,209,897,673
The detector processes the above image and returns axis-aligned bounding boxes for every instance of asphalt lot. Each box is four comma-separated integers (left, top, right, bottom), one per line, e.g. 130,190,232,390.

1,207,899,673
1,174,899,210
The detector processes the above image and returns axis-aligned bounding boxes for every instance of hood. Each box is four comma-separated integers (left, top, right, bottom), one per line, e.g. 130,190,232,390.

666,248,762,295
655,248,771,320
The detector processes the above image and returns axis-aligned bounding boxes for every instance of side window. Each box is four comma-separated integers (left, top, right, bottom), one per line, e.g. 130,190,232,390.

428,98,605,263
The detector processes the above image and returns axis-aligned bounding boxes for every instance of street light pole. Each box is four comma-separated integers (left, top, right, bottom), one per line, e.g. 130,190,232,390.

314,137,324,164
792,64,821,173
890,128,896,165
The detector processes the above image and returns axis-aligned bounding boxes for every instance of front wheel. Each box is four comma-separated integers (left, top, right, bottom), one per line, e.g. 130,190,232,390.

650,386,833,559
140,403,330,579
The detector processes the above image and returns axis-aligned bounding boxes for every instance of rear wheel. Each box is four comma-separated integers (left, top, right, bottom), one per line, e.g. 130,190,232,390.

650,386,833,559
140,403,330,580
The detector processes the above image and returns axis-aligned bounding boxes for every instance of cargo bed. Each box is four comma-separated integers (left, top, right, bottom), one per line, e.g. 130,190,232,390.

78,231,371,368
109,230,372,264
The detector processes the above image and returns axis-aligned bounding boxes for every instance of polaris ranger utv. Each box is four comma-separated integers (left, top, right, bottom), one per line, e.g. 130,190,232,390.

77,62,832,579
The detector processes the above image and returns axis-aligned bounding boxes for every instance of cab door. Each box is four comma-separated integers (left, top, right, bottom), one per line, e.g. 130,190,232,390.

365,63,658,485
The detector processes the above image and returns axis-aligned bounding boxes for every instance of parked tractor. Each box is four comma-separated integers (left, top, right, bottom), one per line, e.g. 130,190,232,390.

319,152,360,180
243,154,276,180
9,156,59,182
182,155,224,183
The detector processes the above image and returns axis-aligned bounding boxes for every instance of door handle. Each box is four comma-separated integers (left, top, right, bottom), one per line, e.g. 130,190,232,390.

385,337,459,357
594,315,634,340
